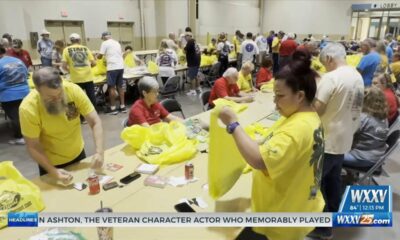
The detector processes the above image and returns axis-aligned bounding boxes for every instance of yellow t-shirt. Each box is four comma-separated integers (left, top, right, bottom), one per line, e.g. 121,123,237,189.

62,44,95,83
380,54,388,71
237,71,253,92
311,56,326,73
271,37,281,53
207,43,216,53
19,81,95,166
391,61,400,76
232,36,242,54
253,111,325,240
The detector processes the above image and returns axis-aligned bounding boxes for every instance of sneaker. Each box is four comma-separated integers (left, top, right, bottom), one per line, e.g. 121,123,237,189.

106,107,119,115
186,90,197,96
307,227,333,240
119,106,127,113
197,87,203,93
8,138,25,145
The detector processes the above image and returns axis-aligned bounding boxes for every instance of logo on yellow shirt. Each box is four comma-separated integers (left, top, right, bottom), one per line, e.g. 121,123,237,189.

309,126,324,199
66,102,79,120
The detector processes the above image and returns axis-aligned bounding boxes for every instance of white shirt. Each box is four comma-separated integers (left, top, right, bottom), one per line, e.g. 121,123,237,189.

255,35,269,52
99,39,124,71
156,48,177,67
179,33,188,48
240,39,259,63
316,65,364,154
165,39,178,51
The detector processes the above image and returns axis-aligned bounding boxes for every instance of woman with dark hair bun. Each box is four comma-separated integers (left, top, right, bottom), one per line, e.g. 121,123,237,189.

218,50,325,239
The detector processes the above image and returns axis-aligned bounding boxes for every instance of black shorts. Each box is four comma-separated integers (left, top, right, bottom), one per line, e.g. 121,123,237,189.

107,69,124,88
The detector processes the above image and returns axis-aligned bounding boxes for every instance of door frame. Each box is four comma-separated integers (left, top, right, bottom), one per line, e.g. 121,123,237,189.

44,20,86,45
367,17,382,38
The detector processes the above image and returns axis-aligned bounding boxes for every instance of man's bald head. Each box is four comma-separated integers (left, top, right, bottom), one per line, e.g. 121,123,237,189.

33,67,62,89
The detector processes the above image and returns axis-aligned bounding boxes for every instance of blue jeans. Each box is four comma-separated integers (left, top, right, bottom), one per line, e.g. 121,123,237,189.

343,153,375,168
40,57,52,67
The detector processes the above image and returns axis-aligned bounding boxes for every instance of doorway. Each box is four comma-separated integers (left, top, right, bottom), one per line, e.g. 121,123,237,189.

107,22,134,50
44,20,86,45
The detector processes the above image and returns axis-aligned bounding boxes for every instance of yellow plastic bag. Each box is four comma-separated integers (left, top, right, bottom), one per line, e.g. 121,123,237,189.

120,125,151,149
92,58,107,76
213,98,248,113
200,54,211,67
147,60,160,74
177,48,186,65
260,78,275,92
124,52,137,68
0,161,45,229
241,123,270,174
121,122,197,165
208,105,247,199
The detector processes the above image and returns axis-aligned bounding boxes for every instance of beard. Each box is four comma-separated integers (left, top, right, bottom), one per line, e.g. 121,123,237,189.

44,98,68,115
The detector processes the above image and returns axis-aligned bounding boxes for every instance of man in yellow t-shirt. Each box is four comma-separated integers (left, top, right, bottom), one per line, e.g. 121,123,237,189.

390,52,400,82
271,31,283,74
237,61,256,92
19,68,104,184
62,33,96,108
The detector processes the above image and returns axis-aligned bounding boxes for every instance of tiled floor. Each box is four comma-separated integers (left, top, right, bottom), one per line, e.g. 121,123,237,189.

0,90,399,240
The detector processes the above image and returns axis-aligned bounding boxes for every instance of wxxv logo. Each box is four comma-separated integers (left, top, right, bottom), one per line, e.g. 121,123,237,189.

333,213,391,227
333,185,392,227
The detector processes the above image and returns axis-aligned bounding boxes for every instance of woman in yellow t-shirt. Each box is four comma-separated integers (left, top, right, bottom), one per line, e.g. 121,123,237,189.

237,61,256,92
218,51,325,240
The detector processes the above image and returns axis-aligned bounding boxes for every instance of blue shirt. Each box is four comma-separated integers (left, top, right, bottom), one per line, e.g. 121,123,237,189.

37,39,54,59
386,46,393,64
0,56,29,102
357,51,381,86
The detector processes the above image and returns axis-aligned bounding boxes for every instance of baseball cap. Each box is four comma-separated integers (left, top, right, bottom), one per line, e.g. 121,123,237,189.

101,31,111,38
69,33,81,40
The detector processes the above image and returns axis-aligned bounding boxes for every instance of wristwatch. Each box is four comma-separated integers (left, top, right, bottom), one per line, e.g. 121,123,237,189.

226,122,240,134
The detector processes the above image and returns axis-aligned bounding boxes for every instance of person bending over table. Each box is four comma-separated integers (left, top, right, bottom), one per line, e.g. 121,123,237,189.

208,67,254,109
218,51,325,240
256,57,273,89
127,76,182,127
19,68,104,184
237,61,257,93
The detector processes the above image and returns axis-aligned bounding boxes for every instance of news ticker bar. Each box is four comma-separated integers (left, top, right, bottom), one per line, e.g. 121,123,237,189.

5,212,392,227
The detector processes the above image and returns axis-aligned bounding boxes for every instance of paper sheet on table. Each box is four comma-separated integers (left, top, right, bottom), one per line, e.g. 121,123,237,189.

208,105,247,199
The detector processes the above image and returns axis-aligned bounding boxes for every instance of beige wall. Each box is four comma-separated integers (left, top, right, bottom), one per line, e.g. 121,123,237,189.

263,0,399,40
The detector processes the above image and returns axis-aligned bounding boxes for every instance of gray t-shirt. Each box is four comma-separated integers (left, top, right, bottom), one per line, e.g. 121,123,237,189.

349,113,389,162
37,39,54,59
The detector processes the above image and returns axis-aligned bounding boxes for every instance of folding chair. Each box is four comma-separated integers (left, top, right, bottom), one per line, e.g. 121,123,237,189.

344,130,400,185
122,117,129,128
160,99,186,119
199,90,211,112
203,62,221,87
159,76,181,99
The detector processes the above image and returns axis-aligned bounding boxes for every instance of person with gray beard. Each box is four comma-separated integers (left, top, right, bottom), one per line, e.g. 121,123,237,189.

19,68,104,184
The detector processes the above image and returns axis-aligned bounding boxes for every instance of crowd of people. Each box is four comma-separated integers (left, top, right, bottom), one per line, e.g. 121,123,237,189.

1,27,400,240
